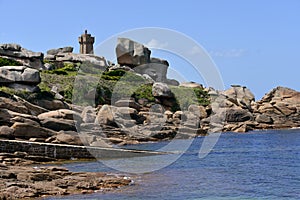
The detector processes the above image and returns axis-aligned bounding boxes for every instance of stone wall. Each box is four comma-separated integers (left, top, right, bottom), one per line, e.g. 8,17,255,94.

0,139,164,159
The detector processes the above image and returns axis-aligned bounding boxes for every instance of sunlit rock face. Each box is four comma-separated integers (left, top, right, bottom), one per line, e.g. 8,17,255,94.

115,38,170,83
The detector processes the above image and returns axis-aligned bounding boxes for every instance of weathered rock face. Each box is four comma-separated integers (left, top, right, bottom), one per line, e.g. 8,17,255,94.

40,118,77,132
95,105,115,126
180,82,204,89
0,109,38,126
134,62,169,82
12,122,57,139
0,44,44,69
152,82,173,98
81,106,96,123
0,126,14,138
225,108,253,122
0,66,41,84
38,109,82,122
114,99,141,111
253,86,300,129
0,96,29,114
222,85,255,110
46,47,73,55
115,38,169,82
32,99,69,110
0,154,132,199
45,52,107,70
0,65,41,92
52,131,83,145
116,38,151,67
108,64,133,72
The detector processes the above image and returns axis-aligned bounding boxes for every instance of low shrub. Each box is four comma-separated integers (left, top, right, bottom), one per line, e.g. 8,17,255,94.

0,57,22,66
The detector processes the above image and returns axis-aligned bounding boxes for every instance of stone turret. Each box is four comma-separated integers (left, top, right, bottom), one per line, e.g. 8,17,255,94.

78,30,94,54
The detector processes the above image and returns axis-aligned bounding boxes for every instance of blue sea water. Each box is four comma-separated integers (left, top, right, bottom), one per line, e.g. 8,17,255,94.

46,129,300,200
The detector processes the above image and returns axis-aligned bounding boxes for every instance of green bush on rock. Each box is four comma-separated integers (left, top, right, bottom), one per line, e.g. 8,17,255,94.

0,57,22,66
100,69,145,82
0,86,54,102
43,62,78,76
170,86,210,111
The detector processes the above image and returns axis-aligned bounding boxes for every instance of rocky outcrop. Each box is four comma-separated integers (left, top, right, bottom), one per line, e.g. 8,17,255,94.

253,86,300,129
0,66,40,84
46,46,73,55
180,82,204,89
115,38,170,83
0,66,41,92
152,82,173,98
114,98,141,111
222,85,255,110
45,50,107,70
0,44,44,70
12,122,57,139
0,152,132,199
116,38,151,67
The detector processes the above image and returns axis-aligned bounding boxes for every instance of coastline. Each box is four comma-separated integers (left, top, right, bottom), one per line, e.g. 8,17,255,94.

0,152,133,199
1,41,300,199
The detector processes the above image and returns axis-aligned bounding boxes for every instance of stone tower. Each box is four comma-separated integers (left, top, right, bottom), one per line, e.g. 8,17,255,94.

78,30,95,54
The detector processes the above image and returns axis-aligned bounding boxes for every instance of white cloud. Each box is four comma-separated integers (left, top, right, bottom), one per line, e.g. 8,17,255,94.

208,49,247,58
188,45,203,55
146,39,168,49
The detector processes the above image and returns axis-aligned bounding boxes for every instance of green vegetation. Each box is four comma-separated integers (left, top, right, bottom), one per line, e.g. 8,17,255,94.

132,84,155,102
37,64,209,109
100,69,145,82
0,86,54,102
1,58,209,109
0,57,22,67
39,72,75,102
43,62,78,76
170,86,210,111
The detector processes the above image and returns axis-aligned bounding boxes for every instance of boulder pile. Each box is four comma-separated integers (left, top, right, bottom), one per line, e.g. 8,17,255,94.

115,38,178,85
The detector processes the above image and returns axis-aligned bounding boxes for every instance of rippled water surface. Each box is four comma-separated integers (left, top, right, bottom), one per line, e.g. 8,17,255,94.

47,129,300,200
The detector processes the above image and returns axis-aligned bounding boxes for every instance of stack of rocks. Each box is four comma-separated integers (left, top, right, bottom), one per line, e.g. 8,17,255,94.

0,44,42,92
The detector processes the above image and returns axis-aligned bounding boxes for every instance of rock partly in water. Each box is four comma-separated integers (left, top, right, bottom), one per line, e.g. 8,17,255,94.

0,153,132,199
254,86,300,129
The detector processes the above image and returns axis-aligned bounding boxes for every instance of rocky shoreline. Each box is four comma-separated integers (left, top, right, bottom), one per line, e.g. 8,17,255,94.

0,152,132,199
1,38,300,199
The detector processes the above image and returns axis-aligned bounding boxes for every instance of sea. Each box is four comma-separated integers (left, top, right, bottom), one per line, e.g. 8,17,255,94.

46,129,300,200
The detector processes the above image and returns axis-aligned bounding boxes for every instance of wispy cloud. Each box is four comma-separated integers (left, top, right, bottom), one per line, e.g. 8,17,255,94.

146,39,168,49
188,46,203,55
208,49,247,58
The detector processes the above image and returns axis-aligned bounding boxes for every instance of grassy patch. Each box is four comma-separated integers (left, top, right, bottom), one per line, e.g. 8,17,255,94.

100,69,145,82
0,57,22,66
170,86,210,111
0,86,54,102
43,62,78,76
132,84,155,102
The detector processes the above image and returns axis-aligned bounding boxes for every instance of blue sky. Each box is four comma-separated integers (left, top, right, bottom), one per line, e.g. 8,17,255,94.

0,0,299,99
